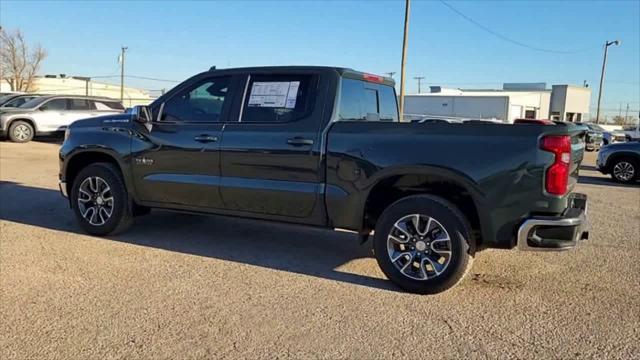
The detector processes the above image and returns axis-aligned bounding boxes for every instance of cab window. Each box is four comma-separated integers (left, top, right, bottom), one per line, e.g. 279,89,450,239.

338,78,398,122
241,74,316,123
161,77,230,122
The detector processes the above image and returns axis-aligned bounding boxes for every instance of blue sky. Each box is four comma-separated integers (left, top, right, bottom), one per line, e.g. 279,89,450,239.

2,0,639,117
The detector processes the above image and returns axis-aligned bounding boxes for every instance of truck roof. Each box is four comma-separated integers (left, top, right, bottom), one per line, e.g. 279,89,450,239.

201,65,395,86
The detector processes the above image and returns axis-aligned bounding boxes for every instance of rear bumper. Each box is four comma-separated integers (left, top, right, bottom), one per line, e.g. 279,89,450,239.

517,193,589,251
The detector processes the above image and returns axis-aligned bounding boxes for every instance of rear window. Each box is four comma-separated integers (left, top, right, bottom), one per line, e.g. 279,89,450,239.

338,78,398,122
241,74,316,123
94,100,124,111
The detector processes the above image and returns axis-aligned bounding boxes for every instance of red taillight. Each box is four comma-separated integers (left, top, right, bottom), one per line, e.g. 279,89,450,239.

363,73,384,83
540,135,571,195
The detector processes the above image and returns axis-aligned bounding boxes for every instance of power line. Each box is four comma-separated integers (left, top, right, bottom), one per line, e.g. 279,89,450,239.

439,0,598,54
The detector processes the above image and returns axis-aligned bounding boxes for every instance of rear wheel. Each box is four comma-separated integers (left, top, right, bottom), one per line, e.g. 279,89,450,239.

373,195,474,294
610,157,638,183
8,121,34,143
71,163,133,235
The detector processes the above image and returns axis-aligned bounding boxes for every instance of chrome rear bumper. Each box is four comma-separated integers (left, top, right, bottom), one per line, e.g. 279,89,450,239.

517,193,589,251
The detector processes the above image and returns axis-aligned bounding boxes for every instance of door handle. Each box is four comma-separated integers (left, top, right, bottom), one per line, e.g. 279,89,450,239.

194,134,218,143
287,137,314,146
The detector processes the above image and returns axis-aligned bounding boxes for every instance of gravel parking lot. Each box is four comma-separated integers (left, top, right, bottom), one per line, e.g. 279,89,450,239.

1,140,638,359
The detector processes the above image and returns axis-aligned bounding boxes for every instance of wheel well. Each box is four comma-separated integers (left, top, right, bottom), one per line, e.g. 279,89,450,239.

7,118,36,132
364,174,482,246
65,152,122,194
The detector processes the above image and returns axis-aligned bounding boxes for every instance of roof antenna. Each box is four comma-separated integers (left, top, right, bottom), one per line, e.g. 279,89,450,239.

209,66,216,71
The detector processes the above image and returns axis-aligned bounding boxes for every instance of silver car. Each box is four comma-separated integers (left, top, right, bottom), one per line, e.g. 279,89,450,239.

0,95,124,142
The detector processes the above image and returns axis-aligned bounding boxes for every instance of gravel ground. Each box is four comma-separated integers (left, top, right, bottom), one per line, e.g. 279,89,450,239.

1,140,639,359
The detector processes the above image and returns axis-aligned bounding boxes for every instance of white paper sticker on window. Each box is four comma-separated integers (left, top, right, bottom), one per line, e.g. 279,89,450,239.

248,81,300,108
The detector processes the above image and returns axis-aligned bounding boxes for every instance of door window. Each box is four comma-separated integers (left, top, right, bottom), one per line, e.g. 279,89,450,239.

40,99,68,111
241,74,316,123
161,77,230,122
69,99,94,110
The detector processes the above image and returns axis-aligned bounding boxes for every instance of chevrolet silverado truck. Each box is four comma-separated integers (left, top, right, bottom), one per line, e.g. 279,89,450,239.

59,66,589,294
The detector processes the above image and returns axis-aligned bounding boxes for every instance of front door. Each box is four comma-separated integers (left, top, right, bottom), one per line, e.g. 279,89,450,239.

33,98,70,132
219,72,327,220
131,75,239,209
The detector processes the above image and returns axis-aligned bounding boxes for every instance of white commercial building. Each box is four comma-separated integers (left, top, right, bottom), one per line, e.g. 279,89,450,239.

1,75,155,107
404,83,590,123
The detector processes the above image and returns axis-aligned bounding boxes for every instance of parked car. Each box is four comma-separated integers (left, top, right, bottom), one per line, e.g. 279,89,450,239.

58,66,589,294
513,118,555,125
578,123,627,145
572,122,603,151
0,93,42,109
0,95,124,142
596,141,640,183
622,124,640,142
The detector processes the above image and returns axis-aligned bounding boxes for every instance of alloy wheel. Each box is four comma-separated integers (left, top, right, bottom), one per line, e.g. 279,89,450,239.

77,176,114,226
613,161,635,182
387,214,452,280
13,124,32,141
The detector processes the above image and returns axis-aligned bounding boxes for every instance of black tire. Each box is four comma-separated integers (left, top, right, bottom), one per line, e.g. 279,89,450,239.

373,195,474,294
610,157,639,184
8,120,35,143
70,163,133,235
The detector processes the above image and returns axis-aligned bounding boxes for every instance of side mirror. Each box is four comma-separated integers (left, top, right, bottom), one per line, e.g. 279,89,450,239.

131,105,152,124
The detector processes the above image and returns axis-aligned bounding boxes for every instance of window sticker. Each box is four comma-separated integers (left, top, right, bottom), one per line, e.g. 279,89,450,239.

248,81,300,108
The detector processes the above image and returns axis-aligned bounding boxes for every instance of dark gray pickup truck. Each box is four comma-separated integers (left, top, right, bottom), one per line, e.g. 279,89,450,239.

59,66,589,294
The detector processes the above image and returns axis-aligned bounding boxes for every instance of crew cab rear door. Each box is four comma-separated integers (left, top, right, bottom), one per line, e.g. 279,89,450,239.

219,71,329,222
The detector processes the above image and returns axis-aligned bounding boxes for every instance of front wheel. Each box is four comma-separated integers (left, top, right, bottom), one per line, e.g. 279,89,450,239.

373,195,474,294
71,163,133,235
611,157,638,183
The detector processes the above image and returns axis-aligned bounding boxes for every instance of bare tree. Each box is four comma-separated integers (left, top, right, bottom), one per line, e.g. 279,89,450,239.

0,27,47,92
612,115,626,125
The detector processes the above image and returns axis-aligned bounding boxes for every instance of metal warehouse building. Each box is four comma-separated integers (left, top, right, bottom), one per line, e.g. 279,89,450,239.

404,83,591,123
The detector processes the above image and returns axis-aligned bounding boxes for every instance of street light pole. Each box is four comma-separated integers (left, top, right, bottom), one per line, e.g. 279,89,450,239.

398,0,410,122
595,40,620,124
119,46,128,103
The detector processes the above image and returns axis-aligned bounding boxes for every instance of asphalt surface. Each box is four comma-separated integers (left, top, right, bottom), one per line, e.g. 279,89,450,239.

1,140,638,359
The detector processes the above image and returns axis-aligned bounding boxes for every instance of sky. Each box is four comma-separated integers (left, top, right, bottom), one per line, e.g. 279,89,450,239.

1,0,639,117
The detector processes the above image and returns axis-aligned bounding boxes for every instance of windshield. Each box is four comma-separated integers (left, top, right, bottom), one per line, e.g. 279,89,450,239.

0,95,13,105
19,97,50,109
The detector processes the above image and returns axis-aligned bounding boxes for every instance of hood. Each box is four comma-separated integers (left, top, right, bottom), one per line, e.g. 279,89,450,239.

602,141,640,151
70,113,132,129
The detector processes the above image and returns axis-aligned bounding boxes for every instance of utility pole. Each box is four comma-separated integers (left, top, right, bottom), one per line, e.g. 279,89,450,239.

398,0,410,122
386,72,396,79
414,76,425,94
625,103,629,124
596,40,620,124
119,46,128,102
618,103,622,118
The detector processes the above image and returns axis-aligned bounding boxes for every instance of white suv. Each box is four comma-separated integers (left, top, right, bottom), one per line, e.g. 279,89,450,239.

0,95,124,142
